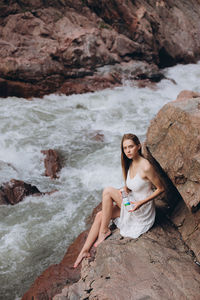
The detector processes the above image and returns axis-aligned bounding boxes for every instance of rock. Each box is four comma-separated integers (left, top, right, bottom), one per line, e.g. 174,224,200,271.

41,149,61,179
22,204,100,300
171,200,200,262
0,179,41,205
90,132,104,143
86,0,200,67
1,1,200,97
175,90,200,102
22,230,89,300
146,91,200,261
86,202,102,225
147,93,200,212
53,210,200,299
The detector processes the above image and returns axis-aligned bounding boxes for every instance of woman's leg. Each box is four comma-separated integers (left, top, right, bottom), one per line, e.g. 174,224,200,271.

73,211,102,268
95,187,122,247
73,203,120,268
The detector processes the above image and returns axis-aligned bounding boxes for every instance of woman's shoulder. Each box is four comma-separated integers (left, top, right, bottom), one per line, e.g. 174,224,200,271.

140,157,152,172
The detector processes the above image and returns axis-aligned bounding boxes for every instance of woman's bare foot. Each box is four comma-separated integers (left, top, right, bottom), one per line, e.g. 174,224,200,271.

94,230,111,247
73,251,91,268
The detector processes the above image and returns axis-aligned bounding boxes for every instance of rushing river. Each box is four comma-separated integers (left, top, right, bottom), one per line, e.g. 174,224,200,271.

0,62,200,300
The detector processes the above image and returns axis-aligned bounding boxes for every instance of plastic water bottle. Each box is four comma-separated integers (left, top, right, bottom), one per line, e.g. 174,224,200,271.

121,189,132,211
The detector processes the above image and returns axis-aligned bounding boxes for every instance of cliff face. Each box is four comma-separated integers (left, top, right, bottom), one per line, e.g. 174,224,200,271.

22,92,200,299
1,0,200,98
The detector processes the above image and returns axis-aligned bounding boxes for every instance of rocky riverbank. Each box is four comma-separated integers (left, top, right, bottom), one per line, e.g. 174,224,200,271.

21,91,200,299
1,0,200,98
53,210,200,300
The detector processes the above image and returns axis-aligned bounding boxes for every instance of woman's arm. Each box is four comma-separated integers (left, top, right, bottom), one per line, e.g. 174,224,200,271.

129,162,164,211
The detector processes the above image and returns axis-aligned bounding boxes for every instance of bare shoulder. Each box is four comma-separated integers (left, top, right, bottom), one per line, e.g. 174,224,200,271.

140,157,153,173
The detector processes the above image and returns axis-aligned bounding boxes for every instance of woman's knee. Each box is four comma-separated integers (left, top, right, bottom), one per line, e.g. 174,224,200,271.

95,211,102,222
102,186,113,197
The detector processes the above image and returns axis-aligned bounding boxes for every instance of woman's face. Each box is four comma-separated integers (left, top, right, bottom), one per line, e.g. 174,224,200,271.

123,139,140,160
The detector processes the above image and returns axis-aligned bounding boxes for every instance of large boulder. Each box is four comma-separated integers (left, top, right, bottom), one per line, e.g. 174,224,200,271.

146,91,200,261
147,92,200,212
1,1,200,97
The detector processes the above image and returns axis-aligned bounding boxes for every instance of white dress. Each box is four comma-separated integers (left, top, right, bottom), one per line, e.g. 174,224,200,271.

114,169,156,238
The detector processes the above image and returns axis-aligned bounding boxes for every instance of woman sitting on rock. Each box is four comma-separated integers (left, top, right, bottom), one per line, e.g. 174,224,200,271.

74,133,164,268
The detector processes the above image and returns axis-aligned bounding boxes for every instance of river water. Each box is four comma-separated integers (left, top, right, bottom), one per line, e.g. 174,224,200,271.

0,62,200,300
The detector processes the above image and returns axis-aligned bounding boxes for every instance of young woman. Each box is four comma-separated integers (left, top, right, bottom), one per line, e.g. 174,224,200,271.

73,133,164,268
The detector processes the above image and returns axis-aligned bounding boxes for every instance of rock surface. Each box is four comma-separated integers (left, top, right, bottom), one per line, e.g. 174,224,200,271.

146,92,200,261
0,178,57,205
53,210,200,300
22,203,102,299
22,218,98,300
22,230,89,300
0,179,41,205
1,1,200,98
41,149,61,179
147,93,200,212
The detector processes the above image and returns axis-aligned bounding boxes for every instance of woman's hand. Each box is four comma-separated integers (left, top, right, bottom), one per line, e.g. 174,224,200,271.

124,186,130,194
120,186,130,195
128,200,143,212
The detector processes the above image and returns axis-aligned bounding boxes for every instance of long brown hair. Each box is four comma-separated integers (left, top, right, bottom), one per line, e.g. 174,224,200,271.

121,133,142,181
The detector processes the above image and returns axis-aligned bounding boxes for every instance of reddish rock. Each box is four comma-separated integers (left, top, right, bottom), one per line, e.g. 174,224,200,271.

147,93,200,212
22,203,100,300
0,78,43,98
41,149,61,179
86,202,102,225
1,1,200,98
85,0,200,67
22,230,89,300
59,73,120,96
0,179,41,205
146,91,200,261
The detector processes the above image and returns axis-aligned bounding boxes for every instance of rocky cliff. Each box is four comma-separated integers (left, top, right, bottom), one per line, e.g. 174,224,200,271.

146,90,200,264
22,91,200,299
1,0,200,98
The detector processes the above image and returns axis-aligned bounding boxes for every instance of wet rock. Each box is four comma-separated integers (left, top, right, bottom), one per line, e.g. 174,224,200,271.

22,230,89,300
86,202,102,225
22,203,100,300
41,149,61,179
146,91,200,260
0,179,41,205
90,132,104,143
1,1,200,98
